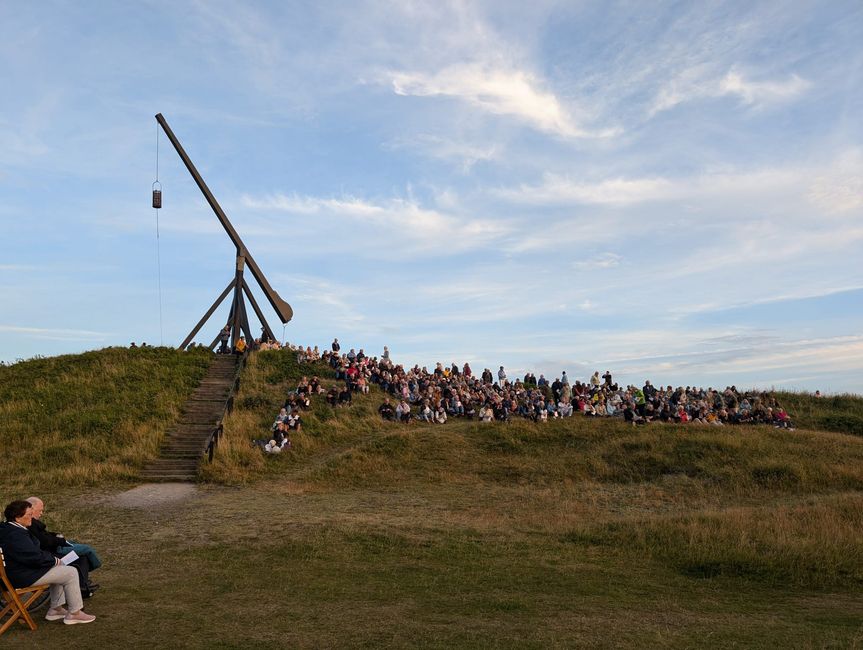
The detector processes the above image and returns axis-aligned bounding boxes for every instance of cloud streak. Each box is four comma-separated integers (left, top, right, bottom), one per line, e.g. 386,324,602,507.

391,63,617,139
493,154,863,216
651,68,811,115
0,325,109,342
241,192,511,253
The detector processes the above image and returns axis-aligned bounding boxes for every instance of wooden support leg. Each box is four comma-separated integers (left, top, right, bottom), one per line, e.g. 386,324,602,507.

179,279,236,350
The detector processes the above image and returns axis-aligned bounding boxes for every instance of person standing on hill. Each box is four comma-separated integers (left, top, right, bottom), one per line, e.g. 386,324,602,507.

498,366,507,387
551,377,563,402
562,378,572,402
218,325,230,354
332,338,340,352
643,380,656,401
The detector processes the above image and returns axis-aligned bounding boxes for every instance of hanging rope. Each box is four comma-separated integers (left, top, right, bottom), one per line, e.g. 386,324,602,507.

153,121,164,346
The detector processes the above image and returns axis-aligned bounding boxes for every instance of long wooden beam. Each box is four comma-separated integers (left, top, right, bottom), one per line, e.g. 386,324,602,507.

155,113,293,325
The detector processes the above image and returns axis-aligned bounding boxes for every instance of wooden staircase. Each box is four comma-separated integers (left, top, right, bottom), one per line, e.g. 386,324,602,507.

140,354,242,482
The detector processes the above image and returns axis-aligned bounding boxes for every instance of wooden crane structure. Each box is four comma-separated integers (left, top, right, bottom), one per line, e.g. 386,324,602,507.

155,113,293,350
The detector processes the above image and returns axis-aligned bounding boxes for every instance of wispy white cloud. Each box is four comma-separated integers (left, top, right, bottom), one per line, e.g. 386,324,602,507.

527,329,863,390
494,154,863,216
668,284,863,318
279,275,367,326
390,63,617,139
496,173,675,205
0,325,109,342
573,253,622,271
241,192,511,252
719,69,811,107
651,67,810,116
384,134,500,171
807,149,863,214
499,216,621,253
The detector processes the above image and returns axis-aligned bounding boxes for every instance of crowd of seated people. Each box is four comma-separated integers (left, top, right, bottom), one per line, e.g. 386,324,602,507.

253,373,324,452
306,345,796,429
182,333,806,428
256,341,797,430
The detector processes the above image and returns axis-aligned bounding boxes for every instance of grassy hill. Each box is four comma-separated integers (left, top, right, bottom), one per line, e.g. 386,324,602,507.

0,346,210,489
2,348,862,647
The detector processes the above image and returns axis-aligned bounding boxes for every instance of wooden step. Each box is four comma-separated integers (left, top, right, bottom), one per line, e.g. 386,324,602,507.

140,473,198,482
141,353,241,482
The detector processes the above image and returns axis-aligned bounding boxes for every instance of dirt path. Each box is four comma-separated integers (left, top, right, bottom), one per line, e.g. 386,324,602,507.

110,482,200,509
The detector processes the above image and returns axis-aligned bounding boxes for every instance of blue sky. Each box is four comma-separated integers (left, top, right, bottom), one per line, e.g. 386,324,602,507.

2,1,862,394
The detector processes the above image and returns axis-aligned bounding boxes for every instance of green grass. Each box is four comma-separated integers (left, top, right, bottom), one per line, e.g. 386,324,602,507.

2,349,863,647
0,346,210,489
778,390,863,436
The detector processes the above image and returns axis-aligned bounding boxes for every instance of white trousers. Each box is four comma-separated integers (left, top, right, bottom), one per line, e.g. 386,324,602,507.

32,565,83,613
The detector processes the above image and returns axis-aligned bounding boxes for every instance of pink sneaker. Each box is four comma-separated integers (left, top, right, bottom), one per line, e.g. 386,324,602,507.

45,607,69,621
63,610,96,625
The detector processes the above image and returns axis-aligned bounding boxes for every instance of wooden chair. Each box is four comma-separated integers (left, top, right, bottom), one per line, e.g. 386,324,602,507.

0,547,49,636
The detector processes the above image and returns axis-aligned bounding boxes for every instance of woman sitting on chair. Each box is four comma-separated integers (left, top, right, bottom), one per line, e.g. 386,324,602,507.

0,501,95,625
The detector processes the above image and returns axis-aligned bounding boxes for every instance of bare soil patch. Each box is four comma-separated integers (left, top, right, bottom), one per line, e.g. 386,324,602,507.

110,482,200,509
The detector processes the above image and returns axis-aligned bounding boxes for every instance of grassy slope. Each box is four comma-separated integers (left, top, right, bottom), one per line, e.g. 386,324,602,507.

3,349,863,648
0,347,210,490
777,390,863,436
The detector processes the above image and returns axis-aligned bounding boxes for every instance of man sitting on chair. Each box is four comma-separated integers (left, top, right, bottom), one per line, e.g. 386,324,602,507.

26,497,100,598
0,500,95,625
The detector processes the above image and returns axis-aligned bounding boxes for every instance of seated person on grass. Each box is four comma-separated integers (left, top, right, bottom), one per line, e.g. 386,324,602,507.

273,422,292,448
0,500,95,625
286,412,302,433
419,401,433,423
772,407,795,430
623,403,646,425
378,397,396,421
537,402,548,422
273,408,289,430
396,399,412,423
264,439,283,454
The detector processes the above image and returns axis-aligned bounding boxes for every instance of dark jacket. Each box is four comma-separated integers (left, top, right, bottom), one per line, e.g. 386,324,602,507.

0,521,57,588
28,518,65,553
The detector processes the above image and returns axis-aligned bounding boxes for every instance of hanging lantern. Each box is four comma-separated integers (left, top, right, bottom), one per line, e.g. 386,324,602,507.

152,181,162,209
